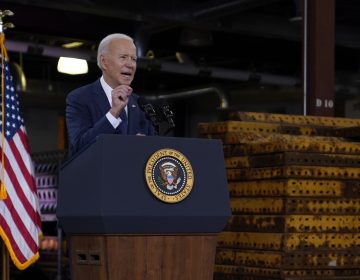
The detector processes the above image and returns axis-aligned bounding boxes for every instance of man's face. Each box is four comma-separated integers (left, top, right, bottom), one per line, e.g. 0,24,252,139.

101,39,137,88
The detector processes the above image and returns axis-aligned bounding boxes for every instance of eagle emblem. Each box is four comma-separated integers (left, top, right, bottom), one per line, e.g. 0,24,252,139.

159,162,182,190
145,149,194,203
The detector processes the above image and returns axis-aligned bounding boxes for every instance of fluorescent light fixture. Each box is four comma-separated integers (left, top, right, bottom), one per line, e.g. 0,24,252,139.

62,42,84,48
57,57,88,75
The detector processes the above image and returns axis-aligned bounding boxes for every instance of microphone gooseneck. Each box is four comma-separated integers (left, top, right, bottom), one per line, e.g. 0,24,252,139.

137,97,175,130
162,105,175,128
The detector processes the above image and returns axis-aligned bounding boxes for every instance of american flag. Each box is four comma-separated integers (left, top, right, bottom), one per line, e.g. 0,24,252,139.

0,50,42,269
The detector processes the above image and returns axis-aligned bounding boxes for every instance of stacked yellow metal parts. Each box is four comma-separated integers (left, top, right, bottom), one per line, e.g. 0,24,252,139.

198,111,360,280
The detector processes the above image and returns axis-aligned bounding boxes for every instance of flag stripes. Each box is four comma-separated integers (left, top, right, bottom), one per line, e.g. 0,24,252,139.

0,42,41,270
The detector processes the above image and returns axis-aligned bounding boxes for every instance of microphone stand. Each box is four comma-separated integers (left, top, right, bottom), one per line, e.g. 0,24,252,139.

138,98,175,136
162,104,175,135
142,103,161,135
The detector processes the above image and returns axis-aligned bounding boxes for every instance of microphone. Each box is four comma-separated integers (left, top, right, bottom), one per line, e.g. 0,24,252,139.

162,104,175,128
137,97,175,129
137,97,160,126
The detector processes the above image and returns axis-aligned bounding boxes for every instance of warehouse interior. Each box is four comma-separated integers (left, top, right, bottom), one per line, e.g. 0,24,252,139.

1,0,360,279
0,0,359,152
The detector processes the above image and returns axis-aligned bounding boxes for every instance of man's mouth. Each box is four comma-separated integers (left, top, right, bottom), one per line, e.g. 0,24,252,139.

121,72,132,77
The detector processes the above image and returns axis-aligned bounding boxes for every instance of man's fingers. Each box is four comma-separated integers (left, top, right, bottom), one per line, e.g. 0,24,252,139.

112,88,132,101
113,85,133,95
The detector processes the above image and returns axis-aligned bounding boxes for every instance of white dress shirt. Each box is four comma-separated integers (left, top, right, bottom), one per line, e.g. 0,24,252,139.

100,76,127,129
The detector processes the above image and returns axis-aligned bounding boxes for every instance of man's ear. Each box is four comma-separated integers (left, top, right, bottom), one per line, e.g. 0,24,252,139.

100,54,107,70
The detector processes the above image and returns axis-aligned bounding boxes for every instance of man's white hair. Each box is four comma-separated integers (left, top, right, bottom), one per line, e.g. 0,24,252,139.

97,33,134,69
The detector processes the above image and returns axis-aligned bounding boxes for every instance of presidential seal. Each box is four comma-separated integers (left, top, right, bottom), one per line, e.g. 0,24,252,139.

145,149,194,203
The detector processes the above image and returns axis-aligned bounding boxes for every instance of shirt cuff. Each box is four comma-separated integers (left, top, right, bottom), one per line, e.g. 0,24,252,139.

106,111,121,128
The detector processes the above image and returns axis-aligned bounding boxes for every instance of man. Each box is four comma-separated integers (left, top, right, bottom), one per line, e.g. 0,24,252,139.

66,33,155,156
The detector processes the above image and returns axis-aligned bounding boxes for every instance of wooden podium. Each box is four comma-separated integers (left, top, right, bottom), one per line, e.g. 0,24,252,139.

57,135,231,280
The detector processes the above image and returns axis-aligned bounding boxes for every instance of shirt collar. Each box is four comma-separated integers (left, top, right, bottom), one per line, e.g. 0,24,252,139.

100,76,128,114
100,76,113,106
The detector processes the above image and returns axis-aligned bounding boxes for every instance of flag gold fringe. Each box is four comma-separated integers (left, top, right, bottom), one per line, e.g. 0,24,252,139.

0,183,6,199
0,224,40,270
0,33,8,199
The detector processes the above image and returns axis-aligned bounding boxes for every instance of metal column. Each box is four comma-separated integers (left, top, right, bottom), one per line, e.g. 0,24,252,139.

304,0,335,116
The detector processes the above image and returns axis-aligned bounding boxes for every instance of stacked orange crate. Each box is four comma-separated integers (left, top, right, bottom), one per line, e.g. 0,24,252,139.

199,112,360,280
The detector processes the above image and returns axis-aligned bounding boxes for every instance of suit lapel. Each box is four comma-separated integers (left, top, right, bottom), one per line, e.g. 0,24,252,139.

127,96,138,134
93,79,111,116
92,80,140,134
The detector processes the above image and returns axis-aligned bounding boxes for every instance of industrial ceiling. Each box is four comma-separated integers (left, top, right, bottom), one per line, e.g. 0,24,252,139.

0,0,360,100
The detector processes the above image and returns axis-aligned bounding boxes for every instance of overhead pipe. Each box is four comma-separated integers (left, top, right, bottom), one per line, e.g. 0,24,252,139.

5,39,94,60
145,86,229,109
140,60,300,87
5,39,300,87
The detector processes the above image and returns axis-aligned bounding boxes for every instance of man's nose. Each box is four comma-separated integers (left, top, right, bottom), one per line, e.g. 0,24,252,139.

125,60,136,67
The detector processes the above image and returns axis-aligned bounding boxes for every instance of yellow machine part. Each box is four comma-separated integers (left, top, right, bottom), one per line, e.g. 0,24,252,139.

216,248,283,268
283,268,360,278
217,232,283,250
283,251,360,268
227,111,360,127
225,153,360,169
217,231,360,250
214,265,360,279
287,198,360,214
225,215,360,233
225,215,285,232
285,233,360,250
227,166,360,181
228,179,345,197
216,248,360,268
198,121,330,135
230,197,360,214
230,198,284,214
286,215,360,232
213,264,241,275
220,133,360,153
214,264,281,278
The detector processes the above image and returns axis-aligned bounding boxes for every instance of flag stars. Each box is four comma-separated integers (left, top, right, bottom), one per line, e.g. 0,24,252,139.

1,61,25,139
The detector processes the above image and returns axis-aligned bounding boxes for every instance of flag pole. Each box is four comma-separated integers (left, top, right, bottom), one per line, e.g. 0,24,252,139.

2,242,9,280
0,10,14,280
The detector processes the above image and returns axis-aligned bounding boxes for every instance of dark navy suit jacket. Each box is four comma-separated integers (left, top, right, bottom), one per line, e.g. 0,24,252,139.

66,79,155,156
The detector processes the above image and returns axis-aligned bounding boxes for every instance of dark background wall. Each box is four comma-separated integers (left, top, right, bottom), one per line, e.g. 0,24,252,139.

1,0,360,153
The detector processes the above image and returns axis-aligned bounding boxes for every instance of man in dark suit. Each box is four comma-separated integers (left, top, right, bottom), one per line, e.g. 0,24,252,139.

66,33,155,156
